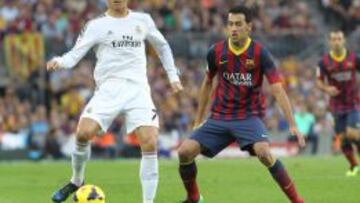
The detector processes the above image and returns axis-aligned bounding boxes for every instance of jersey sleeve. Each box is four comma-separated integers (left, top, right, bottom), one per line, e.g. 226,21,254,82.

53,21,98,69
206,45,217,79
317,59,326,81
145,14,180,83
260,47,282,84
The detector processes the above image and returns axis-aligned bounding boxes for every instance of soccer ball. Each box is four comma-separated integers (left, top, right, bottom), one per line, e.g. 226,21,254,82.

73,184,105,203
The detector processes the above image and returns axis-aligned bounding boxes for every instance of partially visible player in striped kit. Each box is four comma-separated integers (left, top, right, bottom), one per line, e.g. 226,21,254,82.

316,30,360,177
177,5,305,203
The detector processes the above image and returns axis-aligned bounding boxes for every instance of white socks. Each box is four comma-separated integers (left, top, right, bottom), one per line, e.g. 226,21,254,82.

70,141,158,203
71,141,91,186
140,152,159,203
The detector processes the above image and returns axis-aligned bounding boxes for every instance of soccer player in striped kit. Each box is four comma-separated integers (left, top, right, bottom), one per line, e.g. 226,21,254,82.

177,5,305,203
316,30,360,177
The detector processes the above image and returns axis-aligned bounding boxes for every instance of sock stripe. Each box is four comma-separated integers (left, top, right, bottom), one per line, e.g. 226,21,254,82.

142,152,157,155
284,182,293,190
180,160,195,166
142,152,157,159
76,141,89,147
268,159,277,168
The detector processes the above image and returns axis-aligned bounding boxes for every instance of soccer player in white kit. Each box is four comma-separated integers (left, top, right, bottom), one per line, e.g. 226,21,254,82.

47,1,183,203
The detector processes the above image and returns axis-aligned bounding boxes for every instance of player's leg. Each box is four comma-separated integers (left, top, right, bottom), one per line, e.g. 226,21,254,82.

72,118,100,185
335,113,359,175
341,135,359,176
345,110,360,176
345,110,360,140
253,142,304,203
230,118,303,203
178,119,234,203
135,126,159,203
123,82,162,203
178,139,202,203
52,81,126,203
52,118,101,203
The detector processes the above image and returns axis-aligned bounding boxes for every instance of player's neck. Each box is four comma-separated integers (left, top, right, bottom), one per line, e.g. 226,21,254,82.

330,47,346,62
230,38,249,50
106,7,129,18
331,47,346,57
228,37,251,55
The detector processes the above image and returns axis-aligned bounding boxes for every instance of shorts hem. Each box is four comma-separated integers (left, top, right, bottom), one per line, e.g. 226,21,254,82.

126,122,159,134
80,115,108,132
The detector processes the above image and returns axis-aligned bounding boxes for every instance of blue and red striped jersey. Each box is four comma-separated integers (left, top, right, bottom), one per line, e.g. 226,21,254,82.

207,38,282,120
318,50,360,113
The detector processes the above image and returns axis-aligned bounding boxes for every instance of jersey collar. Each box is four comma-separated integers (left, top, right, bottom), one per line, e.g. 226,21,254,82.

228,37,252,55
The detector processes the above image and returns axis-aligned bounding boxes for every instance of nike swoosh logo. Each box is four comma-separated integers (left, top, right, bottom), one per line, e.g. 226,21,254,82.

219,60,227,65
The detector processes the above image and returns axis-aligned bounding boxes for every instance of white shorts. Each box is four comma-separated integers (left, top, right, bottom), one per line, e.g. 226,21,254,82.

80,79,159,134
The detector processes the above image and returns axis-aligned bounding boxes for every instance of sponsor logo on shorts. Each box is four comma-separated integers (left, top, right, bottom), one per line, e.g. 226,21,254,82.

261,134,268,138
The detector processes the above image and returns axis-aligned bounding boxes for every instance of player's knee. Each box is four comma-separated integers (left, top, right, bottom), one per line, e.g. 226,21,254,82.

255,148,273,167
346,127,359,140
76,129,95,143
178,146,195,163
139,134,157,152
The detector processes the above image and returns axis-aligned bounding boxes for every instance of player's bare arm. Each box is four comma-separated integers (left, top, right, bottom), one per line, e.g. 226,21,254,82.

270,82,306,147
193,75,214,129
315,66,340,96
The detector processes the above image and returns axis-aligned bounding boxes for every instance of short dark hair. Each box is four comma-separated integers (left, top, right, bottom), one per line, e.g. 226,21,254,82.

228,5,253,23
328,29,344,38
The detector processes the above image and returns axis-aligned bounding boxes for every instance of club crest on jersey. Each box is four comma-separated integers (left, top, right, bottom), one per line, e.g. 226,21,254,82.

245,59,255,70
346,61,354,69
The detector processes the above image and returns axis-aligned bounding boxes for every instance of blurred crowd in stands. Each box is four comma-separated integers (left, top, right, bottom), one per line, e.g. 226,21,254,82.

319,0,360,33
0,0,359,159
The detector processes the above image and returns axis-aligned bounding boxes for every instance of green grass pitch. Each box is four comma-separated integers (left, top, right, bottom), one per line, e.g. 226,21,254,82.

0,156,358,203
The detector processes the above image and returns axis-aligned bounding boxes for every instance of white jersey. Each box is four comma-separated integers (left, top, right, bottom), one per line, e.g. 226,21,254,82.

53,11,180,86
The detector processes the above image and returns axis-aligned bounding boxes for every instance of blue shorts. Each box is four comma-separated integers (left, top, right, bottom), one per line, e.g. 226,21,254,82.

333,110,360,134
190,117,269,158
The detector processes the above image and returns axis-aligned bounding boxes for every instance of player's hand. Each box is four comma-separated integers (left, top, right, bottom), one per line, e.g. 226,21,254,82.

46,59,61,71
170,81,183,94
326,86,340,97
289,126,306,147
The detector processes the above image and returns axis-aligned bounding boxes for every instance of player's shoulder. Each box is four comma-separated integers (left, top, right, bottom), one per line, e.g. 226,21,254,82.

252,40,269,53
318,52,330,63
83,13,107,29
251,39,264,48
208,40,227,52
129,10,153,22
251,40,272,58
347,50,357,57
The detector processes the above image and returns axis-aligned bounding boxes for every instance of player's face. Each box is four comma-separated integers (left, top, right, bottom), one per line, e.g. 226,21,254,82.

227,13,252,42
107,0,128,11
329,32,345,51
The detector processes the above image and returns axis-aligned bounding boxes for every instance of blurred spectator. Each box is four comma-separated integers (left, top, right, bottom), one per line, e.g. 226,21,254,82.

290,102,319,155
0,0,19,23
320,0,360,33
